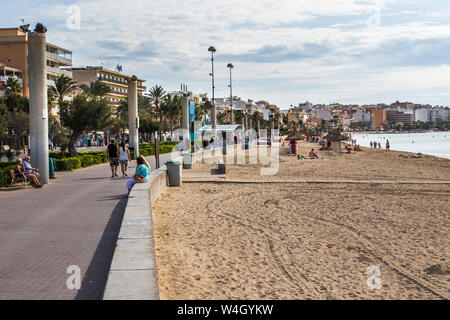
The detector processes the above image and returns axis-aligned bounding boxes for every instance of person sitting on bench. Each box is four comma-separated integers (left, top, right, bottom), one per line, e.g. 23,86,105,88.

15,158,43,188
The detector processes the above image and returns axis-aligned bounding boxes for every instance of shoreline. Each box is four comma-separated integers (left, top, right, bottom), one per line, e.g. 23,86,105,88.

349,131,450,160
351,130,449,135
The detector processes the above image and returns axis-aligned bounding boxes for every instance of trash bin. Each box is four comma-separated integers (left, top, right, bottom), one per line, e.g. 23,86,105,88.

49,158,55,179
182,153,192,169
129,147,136,160
166,161,182,186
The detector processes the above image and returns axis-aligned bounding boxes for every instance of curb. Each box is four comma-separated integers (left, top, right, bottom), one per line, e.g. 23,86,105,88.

103,166,168,300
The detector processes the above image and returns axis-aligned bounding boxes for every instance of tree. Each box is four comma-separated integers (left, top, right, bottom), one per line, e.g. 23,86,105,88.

48,75,77,114
148,85,167,133
49,118,70,155
195,103,207,122
60,95,113,156
116,94,151,122
5,77,22,94
140,116,160,141
160,95,182,134
217,112,228,125
79,81,111,98
0,102,10,136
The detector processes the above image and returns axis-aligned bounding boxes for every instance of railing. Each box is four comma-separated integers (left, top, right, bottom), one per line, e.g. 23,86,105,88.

46,66,72,77
98,76,146,90
46,51,72,65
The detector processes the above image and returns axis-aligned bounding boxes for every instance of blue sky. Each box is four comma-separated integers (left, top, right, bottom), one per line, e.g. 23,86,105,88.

2,0,450,108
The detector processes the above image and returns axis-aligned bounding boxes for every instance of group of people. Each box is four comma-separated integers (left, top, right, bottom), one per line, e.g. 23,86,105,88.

13,156,44,188
369,140,390,151
370,141,382,149
105,139,150,192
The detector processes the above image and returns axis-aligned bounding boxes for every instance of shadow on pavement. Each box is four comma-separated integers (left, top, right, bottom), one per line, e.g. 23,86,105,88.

75,196,128,300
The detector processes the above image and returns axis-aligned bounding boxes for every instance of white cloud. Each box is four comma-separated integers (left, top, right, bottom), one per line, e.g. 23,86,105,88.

8,0,449,107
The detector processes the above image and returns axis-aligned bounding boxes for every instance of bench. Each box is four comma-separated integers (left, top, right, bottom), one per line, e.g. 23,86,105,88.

10,170,28,190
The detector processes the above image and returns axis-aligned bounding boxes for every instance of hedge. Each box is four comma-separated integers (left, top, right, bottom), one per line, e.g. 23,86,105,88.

54,157,81,171
0,161,16,168
0,165,15,187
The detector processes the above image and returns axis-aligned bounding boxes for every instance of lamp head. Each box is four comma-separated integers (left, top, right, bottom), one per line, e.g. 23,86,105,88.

227,63,234,69
208,46,216,53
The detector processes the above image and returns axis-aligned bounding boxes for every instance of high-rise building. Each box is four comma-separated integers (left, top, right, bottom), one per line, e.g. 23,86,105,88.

0,27,73,97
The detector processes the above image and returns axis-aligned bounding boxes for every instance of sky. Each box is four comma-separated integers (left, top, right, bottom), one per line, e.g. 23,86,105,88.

2,0,450,109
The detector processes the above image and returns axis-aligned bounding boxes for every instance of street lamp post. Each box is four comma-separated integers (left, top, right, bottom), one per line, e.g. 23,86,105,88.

227,63,234,124
208,46,216,130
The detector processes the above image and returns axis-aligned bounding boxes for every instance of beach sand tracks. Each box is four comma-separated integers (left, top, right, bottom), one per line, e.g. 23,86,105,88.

203,185,448,299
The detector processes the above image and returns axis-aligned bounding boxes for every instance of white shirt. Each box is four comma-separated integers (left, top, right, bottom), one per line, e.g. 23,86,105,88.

119,147,129,161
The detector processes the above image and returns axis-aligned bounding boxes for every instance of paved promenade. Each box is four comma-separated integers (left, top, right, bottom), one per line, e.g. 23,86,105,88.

0,152,173,300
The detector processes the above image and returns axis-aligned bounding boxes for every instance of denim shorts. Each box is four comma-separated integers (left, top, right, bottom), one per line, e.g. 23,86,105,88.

119,160,128,165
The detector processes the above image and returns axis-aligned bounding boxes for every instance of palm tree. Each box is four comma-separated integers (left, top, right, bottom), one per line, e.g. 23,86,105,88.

48,75,77,114
160,95,182,135
148,85,166,133
79,80,111,98
6,77,22,94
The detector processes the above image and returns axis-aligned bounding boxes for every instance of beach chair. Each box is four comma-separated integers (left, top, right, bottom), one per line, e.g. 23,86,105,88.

10,170,28,191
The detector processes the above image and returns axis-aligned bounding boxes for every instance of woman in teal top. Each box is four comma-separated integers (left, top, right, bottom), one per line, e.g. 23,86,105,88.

135,159,149,182
126,155,151,191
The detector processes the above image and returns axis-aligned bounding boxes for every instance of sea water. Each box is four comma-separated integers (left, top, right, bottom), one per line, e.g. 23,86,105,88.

353,132,450,159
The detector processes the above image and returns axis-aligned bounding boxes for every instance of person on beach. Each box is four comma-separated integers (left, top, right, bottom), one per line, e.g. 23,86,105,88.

386,140,390,152
126,155,150,191
119,142,131,177
106,139,119,178
370,141,373,148
378,142,381,149
309,148,319,159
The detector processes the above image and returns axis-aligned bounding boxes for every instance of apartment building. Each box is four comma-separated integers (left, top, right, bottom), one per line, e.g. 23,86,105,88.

353,109,372,123
70,66,146,108
0,27,72,97
386,110,414,125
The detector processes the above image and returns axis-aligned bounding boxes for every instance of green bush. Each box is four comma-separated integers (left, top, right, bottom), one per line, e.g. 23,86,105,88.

0,161,16,168
79,155,94,167
0,165,15,187
55,157,81,171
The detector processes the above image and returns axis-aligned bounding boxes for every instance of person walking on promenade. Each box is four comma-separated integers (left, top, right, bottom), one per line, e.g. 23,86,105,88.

386,139,390,152
119,142,131,177
370,141,373,148
126,155,150,191
378,142,381,149
106,139,119,178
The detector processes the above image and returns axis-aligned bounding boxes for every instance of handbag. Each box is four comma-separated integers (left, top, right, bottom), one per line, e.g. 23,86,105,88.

134,175,145,183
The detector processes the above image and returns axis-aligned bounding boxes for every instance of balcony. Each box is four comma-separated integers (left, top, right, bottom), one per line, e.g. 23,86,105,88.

46,51,72,66
98,76,146,90
98,76,128,86
46,66,72,78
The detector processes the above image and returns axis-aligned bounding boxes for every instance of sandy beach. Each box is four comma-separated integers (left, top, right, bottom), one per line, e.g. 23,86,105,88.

152,140,450,300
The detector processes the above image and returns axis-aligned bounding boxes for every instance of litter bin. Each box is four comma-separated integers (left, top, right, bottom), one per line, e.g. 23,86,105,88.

49,158,55,179
129,147,136,160
166,161,182,186
182,153,192,169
